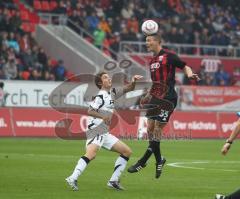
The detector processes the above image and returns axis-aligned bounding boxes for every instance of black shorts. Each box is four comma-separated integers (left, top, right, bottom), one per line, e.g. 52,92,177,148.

145,96,177,123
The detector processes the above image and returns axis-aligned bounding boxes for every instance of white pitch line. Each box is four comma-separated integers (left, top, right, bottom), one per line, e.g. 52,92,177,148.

167,161,240,172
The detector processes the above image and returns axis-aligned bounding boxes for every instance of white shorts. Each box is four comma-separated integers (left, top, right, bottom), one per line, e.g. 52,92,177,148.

86,134,119,150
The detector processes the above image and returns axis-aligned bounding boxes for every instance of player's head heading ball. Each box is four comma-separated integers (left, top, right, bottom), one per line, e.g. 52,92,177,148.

146,32,161,53
95,71,112,89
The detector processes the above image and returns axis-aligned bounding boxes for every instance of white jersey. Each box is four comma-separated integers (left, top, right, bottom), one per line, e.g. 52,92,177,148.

86,88,123,137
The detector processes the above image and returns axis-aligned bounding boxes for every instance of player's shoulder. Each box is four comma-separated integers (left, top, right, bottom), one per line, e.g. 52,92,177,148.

162,48,177,56
93,90,105,100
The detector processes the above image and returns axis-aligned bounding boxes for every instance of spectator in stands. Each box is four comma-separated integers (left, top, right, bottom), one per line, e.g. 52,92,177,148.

43,70,54,81
1,31,8,47
29,68,41,80
86,12,99,33
53,59,66,81
210,32,230,56
205,74,215,86
20,34,31,51
126,17,139,34
21,48,35,70
99,17,111,35
37,47,48,67
54,0,67,14
197,65,207,86
200,28,211,55
0,81,9,106
214,64,230,86
1,9,12,32
7,32,20,53
109,16,121,34
2,58,17,79
95,2,104,18
127,27,138,42
232,66,240,86
93,24,105,49
9,10,21,33
167,27,182,44
121,2,134,20
110,32,120,58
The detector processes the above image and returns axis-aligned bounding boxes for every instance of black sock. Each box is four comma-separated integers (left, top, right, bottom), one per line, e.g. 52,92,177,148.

138,141,153,165
227,189,240,199
151,140,162,163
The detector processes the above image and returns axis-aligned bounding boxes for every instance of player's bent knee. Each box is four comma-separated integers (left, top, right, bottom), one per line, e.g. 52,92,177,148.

85,152,96,160
85,143,100,160
122,147,132,157
147,126,154,133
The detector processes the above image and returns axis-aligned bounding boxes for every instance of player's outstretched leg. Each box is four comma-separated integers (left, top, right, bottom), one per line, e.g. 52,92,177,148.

155,157,166,179
127,160,147,173
66,143,98,191
128,119,156,173
108,140,131,190
65,156,90,191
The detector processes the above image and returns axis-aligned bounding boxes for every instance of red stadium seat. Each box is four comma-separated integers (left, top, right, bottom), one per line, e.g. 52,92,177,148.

34,0,42,11
42,1,50,11
20,10,30,21
18,3,27,11
49,1,58,11
29,12,40,23
21,23,35,33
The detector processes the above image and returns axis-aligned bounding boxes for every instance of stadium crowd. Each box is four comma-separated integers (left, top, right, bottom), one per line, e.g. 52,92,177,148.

0,0,69,81
26,0,240,56
1,0,240,86
183,64,240,86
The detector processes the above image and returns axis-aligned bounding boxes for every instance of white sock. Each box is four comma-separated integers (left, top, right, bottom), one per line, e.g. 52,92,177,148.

109,155,129,182
70,156,89,180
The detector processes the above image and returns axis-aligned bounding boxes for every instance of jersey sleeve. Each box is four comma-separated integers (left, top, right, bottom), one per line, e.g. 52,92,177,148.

112,87,124,99
168,53,186,69
89,95,104,111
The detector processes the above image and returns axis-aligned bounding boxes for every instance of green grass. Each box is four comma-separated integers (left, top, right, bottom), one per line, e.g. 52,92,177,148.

0,138,239,199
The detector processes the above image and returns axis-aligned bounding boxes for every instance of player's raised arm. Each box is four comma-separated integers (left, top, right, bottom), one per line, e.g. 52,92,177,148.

221,118,240,155
123,75,143,93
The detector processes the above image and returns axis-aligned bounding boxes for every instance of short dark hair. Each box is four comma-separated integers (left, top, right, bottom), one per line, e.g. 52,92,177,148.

147,32,161,43
95,71,107,89
0,82,4,88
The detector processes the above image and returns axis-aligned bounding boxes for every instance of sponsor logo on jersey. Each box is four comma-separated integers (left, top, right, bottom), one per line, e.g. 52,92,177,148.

150,62,160,71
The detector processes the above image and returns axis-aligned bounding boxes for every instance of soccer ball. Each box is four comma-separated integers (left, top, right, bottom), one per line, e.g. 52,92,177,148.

141,20,159,36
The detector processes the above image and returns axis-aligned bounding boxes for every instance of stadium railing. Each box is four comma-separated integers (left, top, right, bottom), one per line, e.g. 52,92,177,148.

120,41,240,58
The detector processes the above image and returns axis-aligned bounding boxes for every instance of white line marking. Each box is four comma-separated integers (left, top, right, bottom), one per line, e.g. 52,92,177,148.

167,161,240,172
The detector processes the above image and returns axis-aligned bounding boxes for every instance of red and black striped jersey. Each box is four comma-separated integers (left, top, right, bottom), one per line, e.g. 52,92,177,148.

149,48,186,99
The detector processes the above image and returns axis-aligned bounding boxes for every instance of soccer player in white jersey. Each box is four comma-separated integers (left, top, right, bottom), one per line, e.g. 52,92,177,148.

66,71,142,191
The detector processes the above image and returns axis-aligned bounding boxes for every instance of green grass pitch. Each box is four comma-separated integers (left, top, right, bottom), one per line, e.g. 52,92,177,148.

0,138,239,199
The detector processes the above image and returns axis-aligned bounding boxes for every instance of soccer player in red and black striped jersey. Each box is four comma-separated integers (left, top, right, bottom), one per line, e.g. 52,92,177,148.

128,32,200,178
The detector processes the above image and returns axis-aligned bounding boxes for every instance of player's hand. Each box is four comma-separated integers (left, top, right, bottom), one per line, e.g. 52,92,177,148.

102,116,111,125
188,73,201,81
132,75,143,82
140,95,151,108
221,143,231,155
